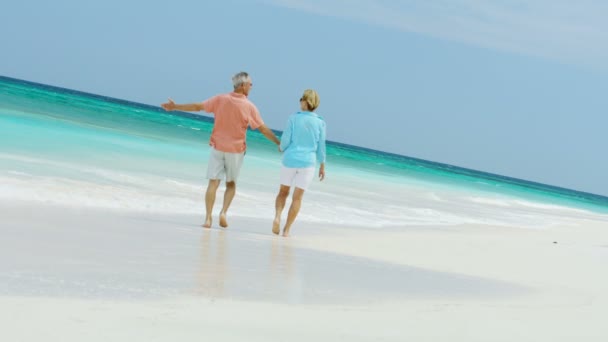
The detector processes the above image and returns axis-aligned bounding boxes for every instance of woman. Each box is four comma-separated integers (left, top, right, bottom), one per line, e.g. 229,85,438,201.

273,89,326,237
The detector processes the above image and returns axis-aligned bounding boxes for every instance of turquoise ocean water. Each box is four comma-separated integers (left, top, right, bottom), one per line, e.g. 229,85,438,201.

1,75,608,224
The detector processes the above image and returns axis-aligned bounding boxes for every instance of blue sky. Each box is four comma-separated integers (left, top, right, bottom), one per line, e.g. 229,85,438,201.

2,0,607,196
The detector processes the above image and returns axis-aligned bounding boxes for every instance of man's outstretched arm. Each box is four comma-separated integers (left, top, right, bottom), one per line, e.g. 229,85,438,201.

161,98,204,112
258,124,280,146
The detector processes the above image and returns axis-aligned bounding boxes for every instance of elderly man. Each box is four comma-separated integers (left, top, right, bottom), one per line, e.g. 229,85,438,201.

162,72,280,228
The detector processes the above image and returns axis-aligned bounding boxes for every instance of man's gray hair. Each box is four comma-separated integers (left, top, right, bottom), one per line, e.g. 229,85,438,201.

232,72,250,89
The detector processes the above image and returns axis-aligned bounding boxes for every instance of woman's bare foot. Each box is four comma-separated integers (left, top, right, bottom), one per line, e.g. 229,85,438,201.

219,212,228,228
202,216,212,228
282,227,290,237
272,218,280,235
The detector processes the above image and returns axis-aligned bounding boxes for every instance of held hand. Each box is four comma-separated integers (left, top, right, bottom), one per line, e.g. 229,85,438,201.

319,166,325,181
161,98,176,111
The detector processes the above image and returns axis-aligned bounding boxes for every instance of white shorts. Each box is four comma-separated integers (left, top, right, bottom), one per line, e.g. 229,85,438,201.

280,166,315,190
207,148,245,182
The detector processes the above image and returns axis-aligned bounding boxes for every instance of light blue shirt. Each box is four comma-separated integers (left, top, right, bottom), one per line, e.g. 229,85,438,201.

280,111,326,168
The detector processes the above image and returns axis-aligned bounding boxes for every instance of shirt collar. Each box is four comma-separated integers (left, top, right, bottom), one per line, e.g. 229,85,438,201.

230,92,248,99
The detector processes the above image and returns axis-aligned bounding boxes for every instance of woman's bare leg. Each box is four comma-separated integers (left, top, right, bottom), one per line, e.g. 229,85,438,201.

273,185,290,235
282,187,305,237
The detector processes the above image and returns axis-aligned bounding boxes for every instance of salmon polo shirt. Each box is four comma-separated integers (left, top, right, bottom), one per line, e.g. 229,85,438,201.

201,92,264,153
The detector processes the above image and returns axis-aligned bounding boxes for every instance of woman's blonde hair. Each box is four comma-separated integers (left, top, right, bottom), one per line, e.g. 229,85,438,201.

300,89,320,111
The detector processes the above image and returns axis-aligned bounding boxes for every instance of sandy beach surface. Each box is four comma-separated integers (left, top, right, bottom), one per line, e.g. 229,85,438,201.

2,200,608,341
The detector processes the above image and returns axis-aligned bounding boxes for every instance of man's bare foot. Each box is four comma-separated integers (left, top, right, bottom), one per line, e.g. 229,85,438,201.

202,216,212,228
219,212,228,228
282,227,290,237
272,218,280,235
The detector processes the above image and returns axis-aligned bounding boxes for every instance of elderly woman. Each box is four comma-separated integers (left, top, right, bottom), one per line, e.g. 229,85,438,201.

273,89,327,237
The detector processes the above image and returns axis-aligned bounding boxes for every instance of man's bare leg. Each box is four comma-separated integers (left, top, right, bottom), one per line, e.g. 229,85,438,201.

282,187,305,237
203,179,221,228
219,181,236,228
273,185,290,235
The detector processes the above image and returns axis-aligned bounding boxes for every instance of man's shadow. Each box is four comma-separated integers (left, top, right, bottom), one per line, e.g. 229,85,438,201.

196,229,228,298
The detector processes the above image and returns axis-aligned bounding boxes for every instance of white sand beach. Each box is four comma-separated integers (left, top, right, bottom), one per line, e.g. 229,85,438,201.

3,3,608,339
2,199,608,341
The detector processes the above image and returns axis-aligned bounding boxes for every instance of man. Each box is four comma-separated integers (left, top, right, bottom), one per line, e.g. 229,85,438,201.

161,72,280,228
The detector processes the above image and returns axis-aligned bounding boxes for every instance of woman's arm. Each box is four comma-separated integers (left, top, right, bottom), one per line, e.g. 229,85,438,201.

317,122,326,181
279,116,294,152
316,122,326,164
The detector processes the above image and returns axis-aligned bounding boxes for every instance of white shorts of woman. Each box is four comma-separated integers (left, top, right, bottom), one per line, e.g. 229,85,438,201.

280,166,315,190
